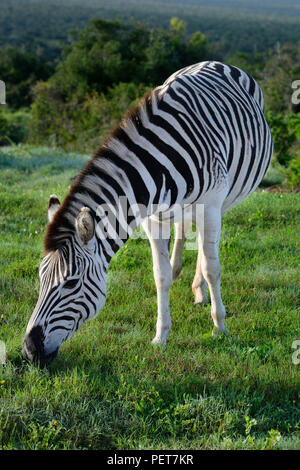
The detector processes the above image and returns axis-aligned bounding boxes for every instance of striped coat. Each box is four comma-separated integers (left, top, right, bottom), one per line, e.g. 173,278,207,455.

22,61,273,365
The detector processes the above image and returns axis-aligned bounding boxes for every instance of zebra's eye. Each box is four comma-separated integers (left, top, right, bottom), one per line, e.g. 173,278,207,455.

63,278,79,289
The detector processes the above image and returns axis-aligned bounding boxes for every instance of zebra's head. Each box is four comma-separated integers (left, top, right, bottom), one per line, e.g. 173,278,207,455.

22,196,107,366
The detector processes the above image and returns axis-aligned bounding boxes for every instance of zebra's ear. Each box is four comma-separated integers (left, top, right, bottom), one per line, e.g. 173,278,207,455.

75,207,95,245
48,195,61,223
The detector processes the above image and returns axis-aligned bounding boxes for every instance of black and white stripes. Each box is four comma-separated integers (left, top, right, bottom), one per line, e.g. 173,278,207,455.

23,61,273,365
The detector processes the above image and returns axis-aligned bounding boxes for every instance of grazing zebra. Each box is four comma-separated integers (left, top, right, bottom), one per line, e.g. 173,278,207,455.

22,61,273,366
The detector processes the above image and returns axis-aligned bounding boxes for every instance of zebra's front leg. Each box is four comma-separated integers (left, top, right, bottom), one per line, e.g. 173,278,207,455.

198,208,227,335
143,219,173,345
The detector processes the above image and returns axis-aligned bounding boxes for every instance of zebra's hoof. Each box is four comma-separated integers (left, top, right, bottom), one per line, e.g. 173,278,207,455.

194,295,209,305
151,336,167,346
212,327,229,337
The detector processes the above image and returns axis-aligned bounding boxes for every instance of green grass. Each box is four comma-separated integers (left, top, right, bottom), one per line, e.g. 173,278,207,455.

0,144,299,450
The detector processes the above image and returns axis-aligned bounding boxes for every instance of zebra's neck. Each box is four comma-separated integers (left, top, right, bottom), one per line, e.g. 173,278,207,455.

44,89,182,259
81,147,149,261
44,142,171,261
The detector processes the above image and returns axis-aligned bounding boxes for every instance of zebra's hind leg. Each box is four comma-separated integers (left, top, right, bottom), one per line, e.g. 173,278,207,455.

197,207,227,335
143,218,173,345
170,220,191,280
192,231,209,305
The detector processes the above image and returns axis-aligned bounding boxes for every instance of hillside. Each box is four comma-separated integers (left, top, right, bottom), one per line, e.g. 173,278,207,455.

1,0,300,63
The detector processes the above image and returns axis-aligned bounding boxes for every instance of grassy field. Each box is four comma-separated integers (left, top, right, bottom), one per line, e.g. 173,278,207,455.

0,144,299,450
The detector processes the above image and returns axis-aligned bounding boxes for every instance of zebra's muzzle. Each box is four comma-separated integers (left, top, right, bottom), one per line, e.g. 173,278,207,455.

22,325,58,367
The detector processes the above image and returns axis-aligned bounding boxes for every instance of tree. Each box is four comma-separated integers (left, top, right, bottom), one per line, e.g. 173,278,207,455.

53,19,150,101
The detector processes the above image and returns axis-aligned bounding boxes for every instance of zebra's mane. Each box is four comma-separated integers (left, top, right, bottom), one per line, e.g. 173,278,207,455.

43,90,153,256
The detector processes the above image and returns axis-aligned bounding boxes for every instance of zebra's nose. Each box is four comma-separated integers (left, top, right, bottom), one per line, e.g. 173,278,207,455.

22,325,58,366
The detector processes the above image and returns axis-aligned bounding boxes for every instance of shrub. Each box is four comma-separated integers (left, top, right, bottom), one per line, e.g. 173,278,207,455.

30,81,150,152
0,107,31,145
284,152,300,190
265,111,296,167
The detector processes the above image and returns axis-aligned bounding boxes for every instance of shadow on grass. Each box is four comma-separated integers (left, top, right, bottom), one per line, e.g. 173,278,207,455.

6,326,299,450
37,334,299,434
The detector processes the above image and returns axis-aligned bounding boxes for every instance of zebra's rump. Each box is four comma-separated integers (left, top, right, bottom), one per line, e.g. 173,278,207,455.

162,61,264,112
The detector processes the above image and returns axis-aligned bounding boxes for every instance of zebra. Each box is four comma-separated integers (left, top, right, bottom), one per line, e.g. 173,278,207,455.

22,61,273,366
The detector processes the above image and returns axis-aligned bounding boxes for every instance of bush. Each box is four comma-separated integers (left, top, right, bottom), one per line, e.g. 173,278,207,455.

284,152,300,190
266,111,296,166
0,107,31,145
30,81,150,152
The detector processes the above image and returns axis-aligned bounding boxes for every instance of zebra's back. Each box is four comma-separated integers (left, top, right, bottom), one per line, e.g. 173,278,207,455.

45,61,273,250
155,61,273,211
